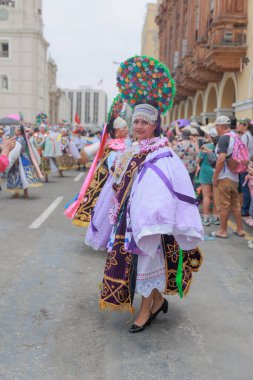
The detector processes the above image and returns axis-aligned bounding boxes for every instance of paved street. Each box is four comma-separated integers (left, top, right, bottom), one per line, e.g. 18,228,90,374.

0,172,253,380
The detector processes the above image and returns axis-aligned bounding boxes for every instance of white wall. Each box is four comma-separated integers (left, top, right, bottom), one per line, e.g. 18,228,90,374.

64,87,108,128
0,1,49,121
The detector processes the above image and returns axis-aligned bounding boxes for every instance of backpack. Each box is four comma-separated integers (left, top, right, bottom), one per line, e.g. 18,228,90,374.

207,151,217,167
225,133,249,173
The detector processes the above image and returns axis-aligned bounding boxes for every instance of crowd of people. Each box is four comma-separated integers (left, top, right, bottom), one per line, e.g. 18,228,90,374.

0,122,101,197
0,109,251,241
163,116,252,241
0,108,252,238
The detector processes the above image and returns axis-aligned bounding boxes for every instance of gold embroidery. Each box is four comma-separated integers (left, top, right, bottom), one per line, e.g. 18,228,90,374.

161,235,203,296
73,149,110,226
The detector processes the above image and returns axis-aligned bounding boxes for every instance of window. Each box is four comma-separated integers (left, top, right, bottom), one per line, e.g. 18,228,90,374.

68,92,73,120
93,92,99,124
182,39,188,58
77,92,82,122
85,92,90,123
207,0,214,29
0,42,9,58
1,75,8,90
195,0,200,41
173,51,179,70
0,0,15,6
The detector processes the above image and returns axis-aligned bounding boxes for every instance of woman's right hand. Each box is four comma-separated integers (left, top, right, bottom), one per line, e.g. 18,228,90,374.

1,137,16,156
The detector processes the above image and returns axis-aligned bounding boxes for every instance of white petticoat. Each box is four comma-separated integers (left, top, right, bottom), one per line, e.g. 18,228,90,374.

136,252,166,298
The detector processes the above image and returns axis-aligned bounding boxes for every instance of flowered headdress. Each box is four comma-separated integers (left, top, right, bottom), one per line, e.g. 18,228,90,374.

107,94,125,137
116,55,176,115
107,94,124,124
36,113,48,125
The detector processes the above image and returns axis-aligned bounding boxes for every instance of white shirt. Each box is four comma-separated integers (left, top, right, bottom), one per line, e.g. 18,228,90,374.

241,130,253,160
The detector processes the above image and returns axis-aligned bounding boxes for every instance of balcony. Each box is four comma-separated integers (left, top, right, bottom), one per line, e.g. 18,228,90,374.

175,22,247,99
156,0,248,103
203,13,247,72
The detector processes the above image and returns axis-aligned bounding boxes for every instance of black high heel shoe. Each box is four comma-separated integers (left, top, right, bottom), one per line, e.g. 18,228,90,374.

129,314,152,333
151,298,168,321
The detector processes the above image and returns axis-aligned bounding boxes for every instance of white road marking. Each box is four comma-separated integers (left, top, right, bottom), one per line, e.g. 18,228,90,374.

74,173,85,182
29,196,64,229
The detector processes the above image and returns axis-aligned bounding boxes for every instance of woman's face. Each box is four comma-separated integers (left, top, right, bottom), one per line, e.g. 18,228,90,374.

15,127,21,136
115,126,128,139
205,133,212,142
133,119,156,141
237,123,247,134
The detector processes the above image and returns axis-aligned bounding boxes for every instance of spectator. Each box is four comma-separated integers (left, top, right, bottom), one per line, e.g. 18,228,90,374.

244,158,253,227
197,125,219,226
211,115,245,238
230,115,237,130
237,118,253,217
173,129,199,183
0,137,16,173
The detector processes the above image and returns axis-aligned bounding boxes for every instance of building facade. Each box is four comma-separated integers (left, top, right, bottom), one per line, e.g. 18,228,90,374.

0,0,49,122
156,0,253,125
47,58,71,124
141,2,159,59
64,87,107,129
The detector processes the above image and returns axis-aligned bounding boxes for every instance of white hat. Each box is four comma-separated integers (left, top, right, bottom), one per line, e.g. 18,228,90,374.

215,115,231,125
190,121,199,128
39,123,46,129
200,123,214,135
132,104,158,125
113,116,127,130
209,127,218,137
184,125,199,135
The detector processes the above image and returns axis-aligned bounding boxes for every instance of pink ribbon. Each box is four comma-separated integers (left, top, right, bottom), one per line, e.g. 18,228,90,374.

107,138,126,151
64,124,109,219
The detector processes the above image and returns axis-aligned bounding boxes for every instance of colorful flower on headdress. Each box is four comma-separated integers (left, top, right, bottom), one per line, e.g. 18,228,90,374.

36,113,48,125
116,55,176,115
107,94,124,123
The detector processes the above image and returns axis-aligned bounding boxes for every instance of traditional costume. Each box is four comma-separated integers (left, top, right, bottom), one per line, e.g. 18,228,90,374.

30,124,51,177
57,129,81,171
85,56,204,312
65,94,131,227
7,126,43,193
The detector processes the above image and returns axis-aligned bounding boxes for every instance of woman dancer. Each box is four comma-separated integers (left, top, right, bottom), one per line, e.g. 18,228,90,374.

6,125,43,198
85,56,203,333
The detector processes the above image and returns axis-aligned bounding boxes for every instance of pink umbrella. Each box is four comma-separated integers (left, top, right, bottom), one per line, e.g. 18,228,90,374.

7,114,20,121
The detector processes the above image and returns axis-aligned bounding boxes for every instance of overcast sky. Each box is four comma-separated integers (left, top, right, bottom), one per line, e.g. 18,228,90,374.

43,0,155,106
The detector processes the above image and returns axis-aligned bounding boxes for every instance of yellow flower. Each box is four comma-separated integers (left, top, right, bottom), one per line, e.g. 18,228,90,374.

190,259,199,267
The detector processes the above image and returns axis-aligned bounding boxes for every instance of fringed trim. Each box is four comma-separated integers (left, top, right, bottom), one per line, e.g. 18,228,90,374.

72,219,90,227
7,189,23,193
58,165,78,171
8,183,43,191
28,183,43,188
99,299,135,314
